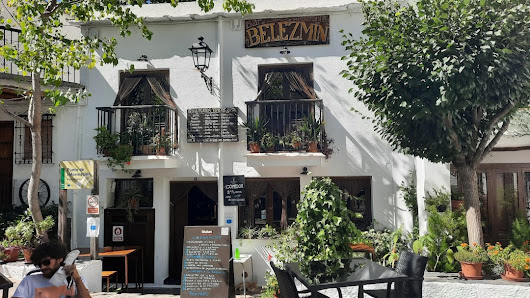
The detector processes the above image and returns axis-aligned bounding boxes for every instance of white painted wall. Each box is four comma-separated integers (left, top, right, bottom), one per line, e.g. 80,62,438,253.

73,1,452,285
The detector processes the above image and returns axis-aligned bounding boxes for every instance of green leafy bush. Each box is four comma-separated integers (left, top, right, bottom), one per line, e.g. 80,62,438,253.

423,207,467,272
425,188,451,212
362,228,408,266
295,177,361,261
509,215,530,249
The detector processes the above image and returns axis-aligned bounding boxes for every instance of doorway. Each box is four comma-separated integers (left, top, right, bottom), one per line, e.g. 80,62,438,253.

452,164,530,244
167,181,218,284
0,122,13,208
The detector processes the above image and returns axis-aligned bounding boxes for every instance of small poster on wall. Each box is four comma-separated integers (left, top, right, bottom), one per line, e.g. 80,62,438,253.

223,175,246,206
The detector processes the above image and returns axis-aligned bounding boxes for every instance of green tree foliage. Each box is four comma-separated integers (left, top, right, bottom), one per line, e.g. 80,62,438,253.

295,178,362,261
0,0,252,236
341,0,530,245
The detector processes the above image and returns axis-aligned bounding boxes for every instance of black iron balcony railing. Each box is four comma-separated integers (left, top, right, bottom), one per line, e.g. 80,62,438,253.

96,105,178,156
0,26,80,84
245,99,324,152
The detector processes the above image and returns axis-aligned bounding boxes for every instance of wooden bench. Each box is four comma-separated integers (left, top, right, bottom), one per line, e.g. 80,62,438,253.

101,271,118,292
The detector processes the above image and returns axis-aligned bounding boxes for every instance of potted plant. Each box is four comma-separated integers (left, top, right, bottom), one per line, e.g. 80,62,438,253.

261,132,278,153
150,132,172,155
300,117,322,152
116,185,148,222
488,243,530,281
93,127,119,156
451,191,465,211
454,242,488,279
3,210,54,262
127,112,153,155
243,117,268,153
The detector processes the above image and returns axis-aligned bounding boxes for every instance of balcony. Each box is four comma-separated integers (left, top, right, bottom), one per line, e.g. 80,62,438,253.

96,105,178,157
245,98,325,166
0,26,81,86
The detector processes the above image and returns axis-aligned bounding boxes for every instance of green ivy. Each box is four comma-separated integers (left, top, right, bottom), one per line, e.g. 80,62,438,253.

295,178,362,261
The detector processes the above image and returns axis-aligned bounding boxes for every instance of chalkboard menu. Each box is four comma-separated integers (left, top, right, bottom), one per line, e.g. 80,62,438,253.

187,108,239,143
181,226,234,298
224,175,246,206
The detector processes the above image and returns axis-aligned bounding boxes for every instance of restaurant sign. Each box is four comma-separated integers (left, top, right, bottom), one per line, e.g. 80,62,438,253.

245,15,330,48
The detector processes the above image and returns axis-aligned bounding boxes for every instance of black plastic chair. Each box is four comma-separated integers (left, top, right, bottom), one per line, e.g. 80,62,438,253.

270,261,330,298
364,251,428,298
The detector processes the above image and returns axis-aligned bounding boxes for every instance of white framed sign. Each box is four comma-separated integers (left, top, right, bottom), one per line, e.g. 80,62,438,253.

86,195,99,215
112,225,124,242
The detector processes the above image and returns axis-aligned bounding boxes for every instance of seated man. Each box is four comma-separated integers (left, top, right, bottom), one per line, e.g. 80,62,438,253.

13,242,91,298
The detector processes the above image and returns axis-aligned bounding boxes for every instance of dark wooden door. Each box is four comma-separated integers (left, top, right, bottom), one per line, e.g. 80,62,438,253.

0,122,13,208
104,208,155,283
167,182,217,284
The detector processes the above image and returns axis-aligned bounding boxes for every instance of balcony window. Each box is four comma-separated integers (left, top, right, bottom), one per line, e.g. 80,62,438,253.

96,70,178,156
246,63,323,152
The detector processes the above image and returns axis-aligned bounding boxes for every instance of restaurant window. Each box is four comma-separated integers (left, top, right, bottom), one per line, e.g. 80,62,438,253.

238,179,300,233
15,114,54,164
329,177,373,230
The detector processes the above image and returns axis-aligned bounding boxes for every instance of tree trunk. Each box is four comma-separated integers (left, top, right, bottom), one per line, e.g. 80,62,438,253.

28,72,48,241
457,163,483,246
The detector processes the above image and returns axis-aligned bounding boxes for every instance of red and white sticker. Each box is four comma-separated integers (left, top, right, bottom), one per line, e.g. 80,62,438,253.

112,226,124,242
86,195,99,215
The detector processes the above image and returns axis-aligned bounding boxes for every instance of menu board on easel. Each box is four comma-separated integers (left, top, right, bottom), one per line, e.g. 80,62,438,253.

180,226,234,298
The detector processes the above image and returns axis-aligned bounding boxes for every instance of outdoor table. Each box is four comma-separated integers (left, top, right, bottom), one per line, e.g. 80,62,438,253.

80,248,143,293
0,272,13,298
233,254,252,297
285,258,408,298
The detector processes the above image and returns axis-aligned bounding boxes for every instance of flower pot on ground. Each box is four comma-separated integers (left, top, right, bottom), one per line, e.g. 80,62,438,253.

460,261,483,278
503,263,525,280
454,243,488,279
451,200,464,211
488,243,530,281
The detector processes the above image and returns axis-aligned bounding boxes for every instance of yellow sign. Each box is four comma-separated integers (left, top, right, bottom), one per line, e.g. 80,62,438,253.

60,160,95,189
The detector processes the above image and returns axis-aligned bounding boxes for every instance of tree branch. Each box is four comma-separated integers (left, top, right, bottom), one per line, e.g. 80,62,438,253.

473,102,516,161
0,103,32,127
42,0,61,19
477,118,511,163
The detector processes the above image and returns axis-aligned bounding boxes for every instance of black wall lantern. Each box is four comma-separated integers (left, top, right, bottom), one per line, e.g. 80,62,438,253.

189,37,214,94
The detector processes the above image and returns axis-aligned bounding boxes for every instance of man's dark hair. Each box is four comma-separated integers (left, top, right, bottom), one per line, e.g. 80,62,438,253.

30,242,68,264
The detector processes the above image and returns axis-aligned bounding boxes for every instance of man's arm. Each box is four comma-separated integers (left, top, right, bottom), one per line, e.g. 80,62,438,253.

63,265,91,298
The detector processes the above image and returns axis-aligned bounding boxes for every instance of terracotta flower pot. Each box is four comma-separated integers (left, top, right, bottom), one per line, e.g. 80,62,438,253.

156,147,166,156
307,141,318,152
460,261,483,279
3,247,20,262
23,248,33,263
249,142,260,153
503,263,525,280
451,200,464,211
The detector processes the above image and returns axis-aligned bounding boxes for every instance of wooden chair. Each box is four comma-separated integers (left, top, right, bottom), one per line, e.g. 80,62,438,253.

363,251,428,298
270,261,330,298
349,243,376,261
